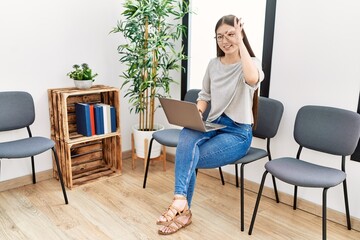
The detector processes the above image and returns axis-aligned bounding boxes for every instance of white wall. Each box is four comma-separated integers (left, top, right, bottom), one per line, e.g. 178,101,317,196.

0,0,180,181
1,0,360,221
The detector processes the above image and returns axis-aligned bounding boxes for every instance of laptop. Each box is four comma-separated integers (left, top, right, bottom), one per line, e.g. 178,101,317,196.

159,98,226,132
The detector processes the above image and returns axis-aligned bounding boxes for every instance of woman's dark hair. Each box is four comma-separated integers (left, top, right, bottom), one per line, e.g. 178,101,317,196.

215,14,259,128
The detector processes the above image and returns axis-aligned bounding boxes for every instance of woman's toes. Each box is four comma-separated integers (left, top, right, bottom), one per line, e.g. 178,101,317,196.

158,215,167,222
159,226,169,234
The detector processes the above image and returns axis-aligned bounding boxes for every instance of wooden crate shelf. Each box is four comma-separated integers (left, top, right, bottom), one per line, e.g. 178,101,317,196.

48,85,122,189
48,85,120,143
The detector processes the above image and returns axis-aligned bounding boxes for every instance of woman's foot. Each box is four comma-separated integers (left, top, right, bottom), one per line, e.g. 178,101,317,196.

157,195,188,224
157,195,192,235
158,210,192,235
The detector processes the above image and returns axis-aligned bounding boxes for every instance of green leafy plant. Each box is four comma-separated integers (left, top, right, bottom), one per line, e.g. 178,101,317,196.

111,0,189,131
67,63,98,81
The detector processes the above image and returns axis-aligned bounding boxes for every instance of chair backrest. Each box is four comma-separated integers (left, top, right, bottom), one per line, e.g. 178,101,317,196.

184,89,211,120
294,105,360,156
253,96,284,139
0,91,35,131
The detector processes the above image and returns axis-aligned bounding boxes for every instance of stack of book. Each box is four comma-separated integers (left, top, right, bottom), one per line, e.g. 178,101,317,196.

75,103,116,137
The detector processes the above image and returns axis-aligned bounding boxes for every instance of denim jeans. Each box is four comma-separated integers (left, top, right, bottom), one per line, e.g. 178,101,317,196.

174,114,253,207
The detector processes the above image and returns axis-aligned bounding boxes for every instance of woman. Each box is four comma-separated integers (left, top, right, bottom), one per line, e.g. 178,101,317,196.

157,14,264,235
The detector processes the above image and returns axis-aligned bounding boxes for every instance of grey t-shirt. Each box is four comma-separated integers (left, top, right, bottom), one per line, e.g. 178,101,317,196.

197,57,264,124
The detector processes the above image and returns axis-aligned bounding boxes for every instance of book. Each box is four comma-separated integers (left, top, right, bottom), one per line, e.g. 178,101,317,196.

75,103,92,136
89,104,95,135
97,103,111,134
110,106,116,132
94,104,104,135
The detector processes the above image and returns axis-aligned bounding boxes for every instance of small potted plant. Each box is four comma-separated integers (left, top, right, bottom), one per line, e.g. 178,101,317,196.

67,63,98,89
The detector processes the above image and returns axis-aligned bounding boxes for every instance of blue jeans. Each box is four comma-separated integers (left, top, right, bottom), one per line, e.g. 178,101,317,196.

174,114,252,207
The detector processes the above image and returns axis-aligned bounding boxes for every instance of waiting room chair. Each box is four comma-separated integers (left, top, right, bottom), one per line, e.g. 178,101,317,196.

0,91,68,204
248,105,360,240
222,96,284,231
143,89,224,188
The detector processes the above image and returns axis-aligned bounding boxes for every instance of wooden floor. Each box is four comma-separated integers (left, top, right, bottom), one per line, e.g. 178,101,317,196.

1,159,360,240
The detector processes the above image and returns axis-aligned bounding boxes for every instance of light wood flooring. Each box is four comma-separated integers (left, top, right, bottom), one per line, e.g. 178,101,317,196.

1,158,360,240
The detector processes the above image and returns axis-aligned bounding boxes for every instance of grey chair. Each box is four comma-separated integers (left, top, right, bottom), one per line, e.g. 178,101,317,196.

0,91,68,204
143,89,224,188
224,96,284,231
248,105,360,240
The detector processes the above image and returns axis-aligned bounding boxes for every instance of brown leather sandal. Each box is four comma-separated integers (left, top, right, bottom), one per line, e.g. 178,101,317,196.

157,209,192,235
156,195,189,225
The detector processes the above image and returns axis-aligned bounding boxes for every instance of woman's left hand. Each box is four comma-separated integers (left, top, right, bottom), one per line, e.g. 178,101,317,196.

224,17,244,46
234,17,244,42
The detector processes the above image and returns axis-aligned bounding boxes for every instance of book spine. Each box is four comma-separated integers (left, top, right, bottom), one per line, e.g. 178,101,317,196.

110,106,116,132
89,105,95,136
94,105,104,135
100,104,109,134
75,103,92,137
105,105,111,134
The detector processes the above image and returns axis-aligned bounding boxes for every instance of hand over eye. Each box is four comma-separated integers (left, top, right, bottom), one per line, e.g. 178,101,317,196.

234,17,244,41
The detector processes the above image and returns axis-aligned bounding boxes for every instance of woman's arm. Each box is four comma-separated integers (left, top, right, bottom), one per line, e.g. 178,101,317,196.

228,17,260,86
239,41,259,86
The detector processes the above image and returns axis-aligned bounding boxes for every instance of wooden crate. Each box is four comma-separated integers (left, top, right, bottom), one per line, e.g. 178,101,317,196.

48,85,120,142
48,85,122,189
53,135,121,189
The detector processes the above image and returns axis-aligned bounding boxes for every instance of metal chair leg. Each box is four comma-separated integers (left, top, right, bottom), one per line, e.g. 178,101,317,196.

248,171,268,235
268,142,279,203
271,175,279,203
235,164,239,188
240,163,245,231
342,180,352,230
218,167,225,185
293,185,298,210
322,188,328,240
31,156,36,184
52,147,68,204
143,138,154,188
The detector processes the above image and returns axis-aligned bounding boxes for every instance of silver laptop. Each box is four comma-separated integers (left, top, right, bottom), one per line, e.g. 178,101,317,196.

159,98,226,132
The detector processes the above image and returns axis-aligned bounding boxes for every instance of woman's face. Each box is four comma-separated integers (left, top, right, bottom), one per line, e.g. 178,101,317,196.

216,23,238,56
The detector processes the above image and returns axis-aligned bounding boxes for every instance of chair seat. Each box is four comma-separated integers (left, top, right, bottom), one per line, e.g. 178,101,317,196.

233,147,268,165
0,137,54,158
152,129,181,147
265,157,346,188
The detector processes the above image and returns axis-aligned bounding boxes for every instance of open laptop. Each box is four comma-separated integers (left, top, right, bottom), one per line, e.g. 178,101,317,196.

159,98,226,132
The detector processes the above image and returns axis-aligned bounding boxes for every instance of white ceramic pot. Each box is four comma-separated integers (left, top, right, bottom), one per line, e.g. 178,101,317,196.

74,80,93,89
132,123,164,159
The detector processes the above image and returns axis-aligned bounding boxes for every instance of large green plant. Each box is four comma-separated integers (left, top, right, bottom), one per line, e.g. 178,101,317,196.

111,0,188,131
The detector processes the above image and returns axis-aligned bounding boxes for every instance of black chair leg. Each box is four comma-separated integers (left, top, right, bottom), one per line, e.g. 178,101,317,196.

248,171,268,235
218,167,225,185
235,164,239,188
240,164,245,231
143,138,154,188
342,180,352,230
31,156,36,184
52,148,68,204
271,175,279,203
268,150,279,203
322,188,328,240
293,185,298,210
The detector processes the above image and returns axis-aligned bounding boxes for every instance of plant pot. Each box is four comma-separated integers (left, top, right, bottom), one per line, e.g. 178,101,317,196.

73,80,93,89
132,123,164,159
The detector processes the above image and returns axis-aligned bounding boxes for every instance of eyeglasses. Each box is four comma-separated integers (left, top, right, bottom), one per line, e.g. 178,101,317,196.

215,33,236,42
